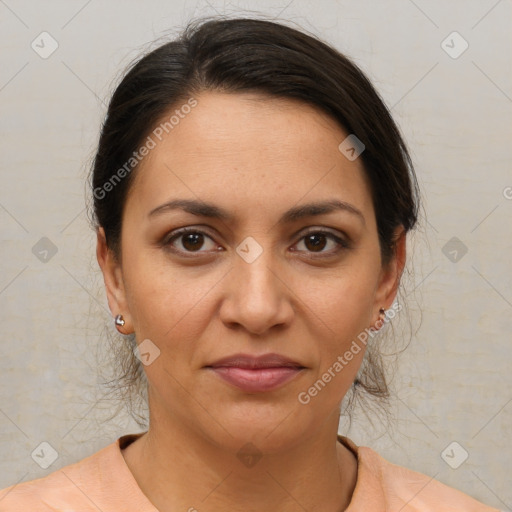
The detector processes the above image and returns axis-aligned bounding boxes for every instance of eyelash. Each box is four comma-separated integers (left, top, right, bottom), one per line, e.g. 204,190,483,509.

162,227,351,259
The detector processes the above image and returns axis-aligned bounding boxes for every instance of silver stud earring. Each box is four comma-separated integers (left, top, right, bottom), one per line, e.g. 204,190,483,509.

114,314,125,326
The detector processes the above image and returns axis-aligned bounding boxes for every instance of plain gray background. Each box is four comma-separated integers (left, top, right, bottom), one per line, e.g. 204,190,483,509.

0,0,511,509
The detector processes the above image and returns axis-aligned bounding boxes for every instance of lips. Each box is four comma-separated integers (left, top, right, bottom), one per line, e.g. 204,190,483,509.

205,353,306,393
207,353,305,370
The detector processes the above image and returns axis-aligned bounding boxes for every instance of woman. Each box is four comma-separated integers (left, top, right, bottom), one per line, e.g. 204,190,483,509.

0,16,500,511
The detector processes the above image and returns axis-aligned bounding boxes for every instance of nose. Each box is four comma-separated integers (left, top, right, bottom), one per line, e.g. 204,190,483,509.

219,243,294,336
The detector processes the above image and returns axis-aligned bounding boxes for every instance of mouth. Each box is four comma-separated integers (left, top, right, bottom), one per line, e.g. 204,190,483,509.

204,353,306,393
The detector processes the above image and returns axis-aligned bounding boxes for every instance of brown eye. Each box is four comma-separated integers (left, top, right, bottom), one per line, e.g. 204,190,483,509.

165,228,218,255
181,232,205,251
294,230,350,256
304,233,328,252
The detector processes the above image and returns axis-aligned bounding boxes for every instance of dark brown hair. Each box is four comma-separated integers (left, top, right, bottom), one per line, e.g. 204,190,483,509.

88,15,420,429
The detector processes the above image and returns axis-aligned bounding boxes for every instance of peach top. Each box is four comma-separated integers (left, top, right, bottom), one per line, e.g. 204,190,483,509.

0,433,500,511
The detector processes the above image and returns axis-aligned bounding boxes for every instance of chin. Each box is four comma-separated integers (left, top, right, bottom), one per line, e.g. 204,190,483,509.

203,402,318,454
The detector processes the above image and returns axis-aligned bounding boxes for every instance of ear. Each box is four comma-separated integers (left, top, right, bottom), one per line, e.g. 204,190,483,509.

372,226,407,324
96,227,133,334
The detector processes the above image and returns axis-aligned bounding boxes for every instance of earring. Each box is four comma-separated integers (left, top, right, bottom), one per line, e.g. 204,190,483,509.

114,314,125,327
370,307,386,333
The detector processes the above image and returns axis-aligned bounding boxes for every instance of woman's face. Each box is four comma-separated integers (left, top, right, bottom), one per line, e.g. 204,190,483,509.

98,91,404,452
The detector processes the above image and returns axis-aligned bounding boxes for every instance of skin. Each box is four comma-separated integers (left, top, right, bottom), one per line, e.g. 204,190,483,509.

97,90,406,512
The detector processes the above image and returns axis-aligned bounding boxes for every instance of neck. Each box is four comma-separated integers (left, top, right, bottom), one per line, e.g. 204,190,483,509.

121,412,358,512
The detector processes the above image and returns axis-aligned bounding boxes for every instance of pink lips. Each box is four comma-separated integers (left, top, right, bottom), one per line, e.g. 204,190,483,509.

205,353,305,393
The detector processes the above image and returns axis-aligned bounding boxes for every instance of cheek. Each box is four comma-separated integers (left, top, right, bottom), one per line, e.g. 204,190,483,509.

299,274,378,401
302,269,377,339
123,250,219,344
300,276,377,396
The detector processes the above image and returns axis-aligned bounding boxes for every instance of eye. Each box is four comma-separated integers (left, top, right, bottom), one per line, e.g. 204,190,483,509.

164,227,219,255
163,227,350,258
292,229,350,257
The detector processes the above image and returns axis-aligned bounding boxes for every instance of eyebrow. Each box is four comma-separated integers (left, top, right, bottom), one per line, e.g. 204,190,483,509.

148,198,365,226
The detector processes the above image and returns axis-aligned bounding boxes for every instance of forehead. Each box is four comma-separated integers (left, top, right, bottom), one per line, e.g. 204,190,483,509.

126,91,374,223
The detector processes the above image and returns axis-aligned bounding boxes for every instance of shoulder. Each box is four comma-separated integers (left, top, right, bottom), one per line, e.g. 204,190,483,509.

0,439,119,511
357,443,501,511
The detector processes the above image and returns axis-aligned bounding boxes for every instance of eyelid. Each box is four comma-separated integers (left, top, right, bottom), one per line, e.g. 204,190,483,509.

162,225,351,257
294,227,351,254
161,226,219,254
